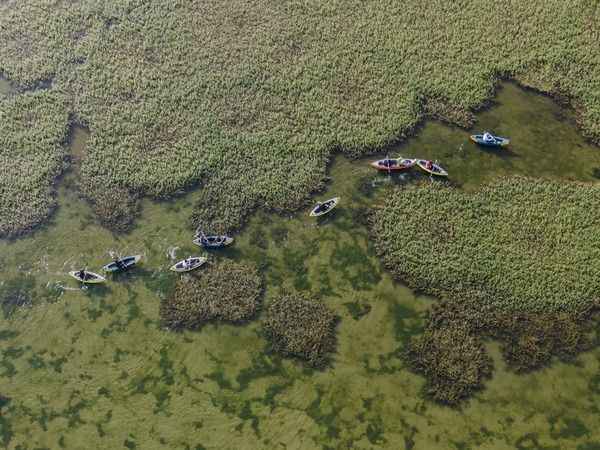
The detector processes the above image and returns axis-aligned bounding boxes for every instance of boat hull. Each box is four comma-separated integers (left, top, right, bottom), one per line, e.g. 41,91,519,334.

370,158,416,172
470,134,510,147
310,197,340,217
193,236,234,248
103,255,142,272
69,271,106,284
416,160,448,177
170,257,207,272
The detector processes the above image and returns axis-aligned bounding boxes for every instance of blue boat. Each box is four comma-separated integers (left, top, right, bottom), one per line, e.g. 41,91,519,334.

470,131,510,147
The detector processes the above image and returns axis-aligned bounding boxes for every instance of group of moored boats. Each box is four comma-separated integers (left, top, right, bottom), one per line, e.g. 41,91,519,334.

68,232,234,285
370,131,510,177
371,157,449,177
69,131,510,284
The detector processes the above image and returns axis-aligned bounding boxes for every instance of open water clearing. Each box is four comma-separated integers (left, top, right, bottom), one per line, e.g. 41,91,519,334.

2,83,600,449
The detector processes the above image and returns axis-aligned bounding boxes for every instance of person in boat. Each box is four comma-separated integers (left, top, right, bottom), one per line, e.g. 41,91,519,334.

77,269,85,280
483,131,494,142
425,160,433,170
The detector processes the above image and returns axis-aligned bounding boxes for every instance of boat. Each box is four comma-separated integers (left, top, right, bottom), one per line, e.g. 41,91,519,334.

69,270,106,284
102,255,142,273
170,256,207,272
193,235,234,248
370,157,416,172
470,132,510,147
416,160,448,177
310,197,340,217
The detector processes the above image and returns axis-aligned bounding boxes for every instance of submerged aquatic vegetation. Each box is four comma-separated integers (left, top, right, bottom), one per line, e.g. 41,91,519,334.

372,178,600,402
263,293,338,368
160,260,262,330
0,91,69,237
0,275,35,319
2,1,600,233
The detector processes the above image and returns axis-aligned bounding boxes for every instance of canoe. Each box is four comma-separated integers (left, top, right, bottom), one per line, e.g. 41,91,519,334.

310,197,340,217
470,133,510,147
416,160,448,177
170,256,207,273
102,255,142,272
193,235,234,248
69,270,106,284
370,158,416,172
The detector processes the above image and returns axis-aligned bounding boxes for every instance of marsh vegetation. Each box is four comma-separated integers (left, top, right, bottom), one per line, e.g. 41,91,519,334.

371,178,600,400
160,260,262,330
2,1,600,235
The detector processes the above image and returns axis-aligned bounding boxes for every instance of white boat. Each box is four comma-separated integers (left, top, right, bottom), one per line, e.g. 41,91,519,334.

102,255,142,272
170,256,207,273
416,160,448,177
310,197,340,217
69,270,106,284
193,235,234,248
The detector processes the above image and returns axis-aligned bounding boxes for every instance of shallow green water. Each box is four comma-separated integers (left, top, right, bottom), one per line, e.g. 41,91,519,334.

1,83,600,449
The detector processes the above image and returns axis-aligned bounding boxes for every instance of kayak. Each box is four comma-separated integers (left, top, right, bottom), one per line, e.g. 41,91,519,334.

170,256,207,272
69,270,106,284
370,158,416,172
470,133,510,147
416,160,448,177
310,197,340,217
193,235,234,248
102,255,142,273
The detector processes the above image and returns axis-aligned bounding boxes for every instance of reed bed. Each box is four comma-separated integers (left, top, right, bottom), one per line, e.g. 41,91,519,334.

263,293,337,368
160,260,262,330
406,323,492,405
371,178,600,402
0,91,69,237
371,177,600,313
1,1,600,233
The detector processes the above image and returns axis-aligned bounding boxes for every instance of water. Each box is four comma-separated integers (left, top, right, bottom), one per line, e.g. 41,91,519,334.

1,83,600,449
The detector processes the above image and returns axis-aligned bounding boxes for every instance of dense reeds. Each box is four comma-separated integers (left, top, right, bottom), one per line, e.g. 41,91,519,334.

371,178,600,402
160,260,262,330
1,1,600,233
0,91,69,237
371,178,600,313
406,323,492,405
263,293,337,368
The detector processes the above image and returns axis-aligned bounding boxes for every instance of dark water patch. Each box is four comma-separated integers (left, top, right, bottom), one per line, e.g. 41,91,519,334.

578,443,600,450
343,299,371,320
307,386,342,440
0,330,18,341
236,353,284,392
554,417,589,439
330,241,380,291
0,414,12,448
0,275,35,319
282,247,311,291
365,416,386,445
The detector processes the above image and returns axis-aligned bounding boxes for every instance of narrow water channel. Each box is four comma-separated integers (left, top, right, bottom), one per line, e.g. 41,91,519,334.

1,83,600,449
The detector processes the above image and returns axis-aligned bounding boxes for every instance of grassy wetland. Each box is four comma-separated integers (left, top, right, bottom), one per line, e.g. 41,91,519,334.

2,1,600,449
2,1,600,233
2,83,600,448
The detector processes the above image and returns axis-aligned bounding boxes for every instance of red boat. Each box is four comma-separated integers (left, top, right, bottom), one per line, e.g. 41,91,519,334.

370,157,416,172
